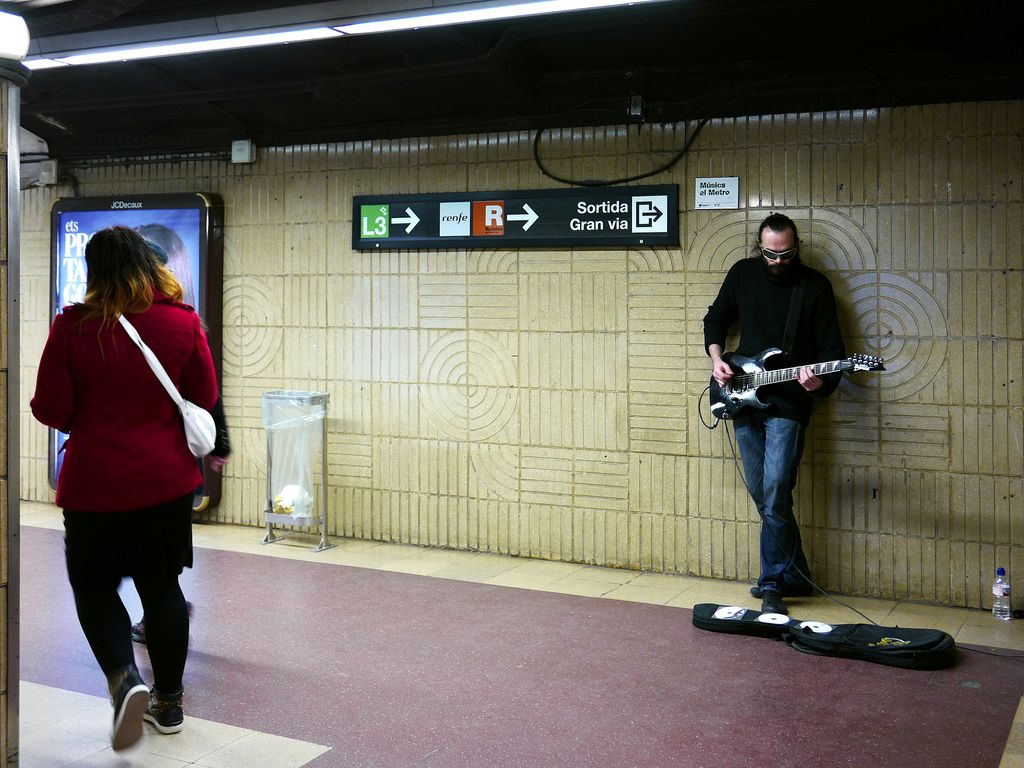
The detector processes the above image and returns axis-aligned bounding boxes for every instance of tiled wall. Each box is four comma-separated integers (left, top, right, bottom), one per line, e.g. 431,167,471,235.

18,102,1024,609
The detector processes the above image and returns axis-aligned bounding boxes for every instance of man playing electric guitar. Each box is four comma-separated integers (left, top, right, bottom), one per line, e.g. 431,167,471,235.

703,212,845,616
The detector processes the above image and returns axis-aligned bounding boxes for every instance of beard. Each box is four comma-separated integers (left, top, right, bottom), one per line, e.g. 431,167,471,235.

764,254,800,281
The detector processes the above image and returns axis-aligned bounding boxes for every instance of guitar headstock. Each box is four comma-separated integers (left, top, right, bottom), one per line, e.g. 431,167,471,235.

842,353,885,373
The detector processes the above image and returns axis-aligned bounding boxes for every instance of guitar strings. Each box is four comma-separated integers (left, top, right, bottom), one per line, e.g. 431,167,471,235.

725,354,884,393
729,361,844,391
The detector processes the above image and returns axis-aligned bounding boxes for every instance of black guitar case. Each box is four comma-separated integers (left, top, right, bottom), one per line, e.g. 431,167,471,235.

692,603,956,670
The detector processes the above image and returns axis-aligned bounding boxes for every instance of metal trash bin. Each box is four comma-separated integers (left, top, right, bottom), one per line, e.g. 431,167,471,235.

261,390,334,552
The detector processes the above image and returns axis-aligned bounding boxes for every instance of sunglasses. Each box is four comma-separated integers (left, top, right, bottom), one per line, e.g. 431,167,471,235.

759,246,798,261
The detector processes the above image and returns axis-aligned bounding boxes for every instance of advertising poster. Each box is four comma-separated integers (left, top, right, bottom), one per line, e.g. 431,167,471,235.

56,207,203,309
48,194,224,507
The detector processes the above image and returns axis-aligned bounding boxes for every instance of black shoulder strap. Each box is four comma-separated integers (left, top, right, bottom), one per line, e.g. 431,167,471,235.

782,273,807,355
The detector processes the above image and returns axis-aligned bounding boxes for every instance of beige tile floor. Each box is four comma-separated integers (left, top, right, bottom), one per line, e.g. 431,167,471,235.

16,500,1024,767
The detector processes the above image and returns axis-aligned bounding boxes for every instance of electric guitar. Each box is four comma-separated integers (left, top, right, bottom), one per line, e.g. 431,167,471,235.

709,348,885,420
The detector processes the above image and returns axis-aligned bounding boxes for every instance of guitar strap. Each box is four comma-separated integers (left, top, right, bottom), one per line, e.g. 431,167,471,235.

782,273,807,355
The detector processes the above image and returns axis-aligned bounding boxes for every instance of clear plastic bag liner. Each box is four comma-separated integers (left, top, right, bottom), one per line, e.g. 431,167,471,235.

262,391,327,522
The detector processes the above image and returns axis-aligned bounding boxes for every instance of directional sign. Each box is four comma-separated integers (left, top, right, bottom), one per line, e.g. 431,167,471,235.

507,203,538,231
392,207,420,233
352,185,678,250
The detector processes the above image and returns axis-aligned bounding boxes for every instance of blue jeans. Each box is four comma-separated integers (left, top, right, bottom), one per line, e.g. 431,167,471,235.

733,414,810,593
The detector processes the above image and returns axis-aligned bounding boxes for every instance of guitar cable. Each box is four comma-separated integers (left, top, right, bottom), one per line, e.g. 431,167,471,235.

702,390,1024,660
698,388,880,624
697,385,721,431
722,419,881,625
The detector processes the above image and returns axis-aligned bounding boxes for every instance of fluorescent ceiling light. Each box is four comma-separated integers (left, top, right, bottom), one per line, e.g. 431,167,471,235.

336,0,662,35
23,26,340,69
20,0,666,70
0,11,31,61
22,58,67,70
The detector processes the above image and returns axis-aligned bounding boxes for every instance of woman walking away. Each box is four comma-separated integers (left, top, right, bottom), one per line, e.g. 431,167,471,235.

31,226,217,751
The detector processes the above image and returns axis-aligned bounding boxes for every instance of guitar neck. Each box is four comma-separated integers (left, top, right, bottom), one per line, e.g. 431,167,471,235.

738,360,845,388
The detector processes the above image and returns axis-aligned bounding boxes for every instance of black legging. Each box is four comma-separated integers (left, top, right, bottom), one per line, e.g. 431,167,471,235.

64,493,192,695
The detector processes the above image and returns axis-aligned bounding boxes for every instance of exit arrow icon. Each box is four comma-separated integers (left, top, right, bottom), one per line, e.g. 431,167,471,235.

635,201,663,228
507,203,539,231
392,207,420,233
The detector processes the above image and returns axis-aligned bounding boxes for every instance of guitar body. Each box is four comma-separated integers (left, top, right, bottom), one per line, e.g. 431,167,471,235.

708,348,884,421
709,347,784,420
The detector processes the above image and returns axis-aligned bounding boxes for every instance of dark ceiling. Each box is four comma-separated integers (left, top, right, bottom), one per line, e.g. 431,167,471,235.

4,0,1023,163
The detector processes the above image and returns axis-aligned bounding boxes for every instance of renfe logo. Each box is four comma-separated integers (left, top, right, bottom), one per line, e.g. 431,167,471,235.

439,202,471,237
472,200,504,236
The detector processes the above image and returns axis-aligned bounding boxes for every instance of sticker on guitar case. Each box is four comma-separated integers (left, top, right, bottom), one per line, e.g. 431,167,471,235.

798,621,834,634
713,606,749,620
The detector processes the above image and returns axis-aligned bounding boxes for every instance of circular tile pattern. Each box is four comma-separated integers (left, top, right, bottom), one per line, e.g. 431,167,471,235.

222,278,283,377
420,331,518,441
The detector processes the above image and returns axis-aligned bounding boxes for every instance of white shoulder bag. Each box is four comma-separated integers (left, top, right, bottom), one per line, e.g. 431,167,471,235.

118,314,217,457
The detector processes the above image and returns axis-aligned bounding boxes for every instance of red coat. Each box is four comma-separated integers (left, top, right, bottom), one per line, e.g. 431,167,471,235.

31,292,218,512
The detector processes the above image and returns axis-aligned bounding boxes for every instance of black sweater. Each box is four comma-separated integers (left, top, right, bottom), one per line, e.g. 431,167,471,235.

703,256,845,424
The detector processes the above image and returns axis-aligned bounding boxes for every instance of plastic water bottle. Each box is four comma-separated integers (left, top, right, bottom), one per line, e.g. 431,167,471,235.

992,567,1012,621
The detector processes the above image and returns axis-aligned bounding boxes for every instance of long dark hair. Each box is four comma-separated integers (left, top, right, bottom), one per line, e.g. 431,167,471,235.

81,226,183,327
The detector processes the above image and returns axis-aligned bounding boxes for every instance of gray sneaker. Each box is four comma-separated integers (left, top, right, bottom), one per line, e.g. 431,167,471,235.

144,689,184,734
130,617,146,644
108,665,148,751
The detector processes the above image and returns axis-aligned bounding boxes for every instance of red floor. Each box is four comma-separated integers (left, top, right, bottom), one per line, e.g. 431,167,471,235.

20,525,1024,767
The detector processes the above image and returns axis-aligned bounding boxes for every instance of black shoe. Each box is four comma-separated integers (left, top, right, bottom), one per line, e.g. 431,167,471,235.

750,582,815,599
144,689,184,734
108,665,149,751
760,591,789,616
